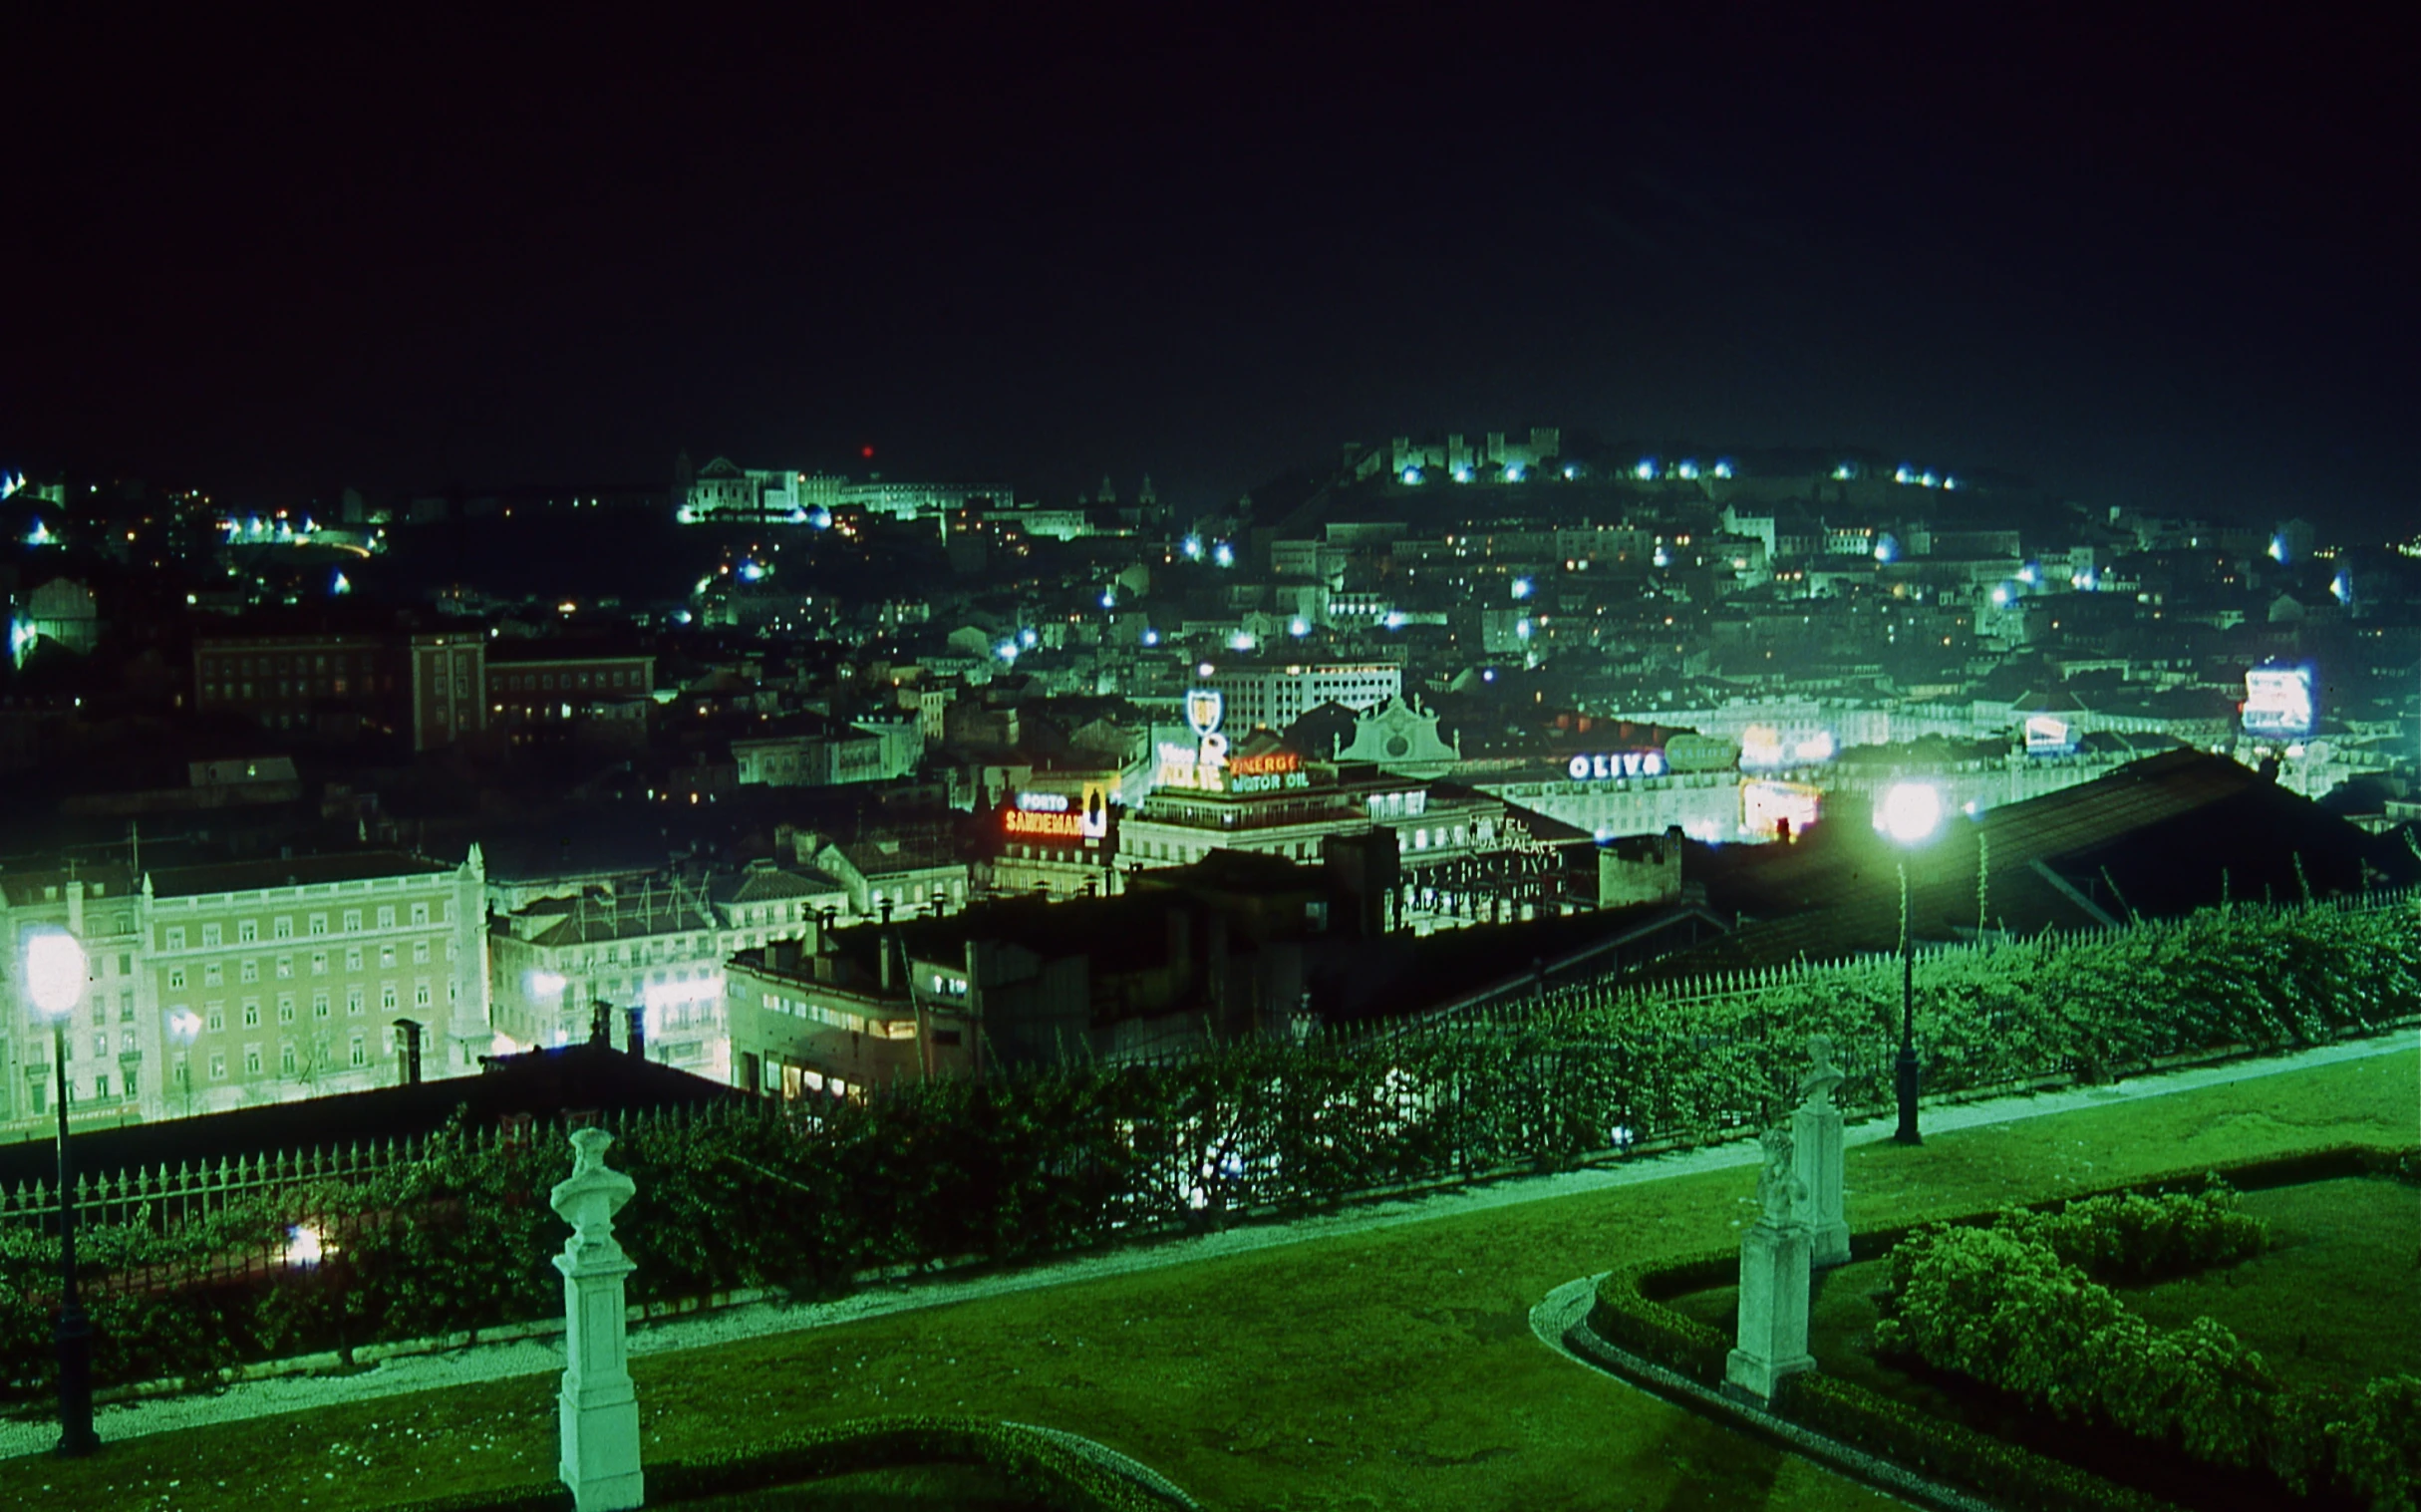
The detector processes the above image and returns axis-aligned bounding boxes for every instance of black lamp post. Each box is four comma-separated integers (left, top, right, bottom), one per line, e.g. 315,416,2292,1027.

1896,857,1921,1144
1875,783,1944,1146
27,928,100,1457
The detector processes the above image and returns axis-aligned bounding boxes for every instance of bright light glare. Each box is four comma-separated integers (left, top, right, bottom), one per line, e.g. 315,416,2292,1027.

1634,458,1658,480
1510,577,1533,599
285,1224,328,1266
23,929,87,1019
1288,616,1311,637
1876,782,1944,845
1211,542,1235,568
525,970,568,999
167,1008,203,1043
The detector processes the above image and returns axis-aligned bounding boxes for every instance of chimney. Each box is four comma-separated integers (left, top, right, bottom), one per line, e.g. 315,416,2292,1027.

66,879,84,936
395,1019,424,1085
626,1005,647,1061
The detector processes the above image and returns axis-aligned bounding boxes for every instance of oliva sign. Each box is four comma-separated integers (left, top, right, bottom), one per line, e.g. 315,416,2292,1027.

1567,751,1668,780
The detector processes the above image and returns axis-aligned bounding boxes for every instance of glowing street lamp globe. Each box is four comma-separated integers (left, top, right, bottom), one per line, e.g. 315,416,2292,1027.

23,930,86,1023
1875,782,1943,846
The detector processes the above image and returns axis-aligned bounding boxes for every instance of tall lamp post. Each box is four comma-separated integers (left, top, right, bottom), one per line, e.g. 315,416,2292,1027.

165,1008,203,1119
1875,783,1944,1145
24,927,101,1456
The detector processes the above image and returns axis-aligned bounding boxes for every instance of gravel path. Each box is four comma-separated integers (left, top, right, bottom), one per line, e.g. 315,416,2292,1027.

2,1030,2409,1461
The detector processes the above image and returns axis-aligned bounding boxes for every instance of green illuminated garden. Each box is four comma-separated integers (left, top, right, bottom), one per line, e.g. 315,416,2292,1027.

0,1039,2407,1511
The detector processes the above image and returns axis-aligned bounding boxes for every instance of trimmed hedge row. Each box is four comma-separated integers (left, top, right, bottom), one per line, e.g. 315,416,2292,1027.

388,1414,1192,1512
1774,1370,2175,1512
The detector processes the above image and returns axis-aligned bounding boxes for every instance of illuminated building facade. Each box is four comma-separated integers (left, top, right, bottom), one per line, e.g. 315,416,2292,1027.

1119,705,1573,928
678,454,1007,524
1204,660,1402,732
485,646,656,725
1,850,491,1143
486,863,837,1081
141,850,491,1115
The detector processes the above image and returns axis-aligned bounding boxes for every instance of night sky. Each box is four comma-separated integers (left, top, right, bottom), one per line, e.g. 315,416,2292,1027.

7,9,2413,534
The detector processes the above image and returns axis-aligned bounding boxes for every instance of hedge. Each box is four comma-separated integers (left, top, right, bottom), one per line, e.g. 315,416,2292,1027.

3,895,2415,1400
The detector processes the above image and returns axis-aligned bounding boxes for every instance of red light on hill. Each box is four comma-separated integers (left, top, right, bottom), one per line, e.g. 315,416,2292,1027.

860,445,876,459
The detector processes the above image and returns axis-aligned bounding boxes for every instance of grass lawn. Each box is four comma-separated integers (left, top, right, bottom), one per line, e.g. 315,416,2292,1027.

4,1046,2412,1512
2119,1175,2421,1392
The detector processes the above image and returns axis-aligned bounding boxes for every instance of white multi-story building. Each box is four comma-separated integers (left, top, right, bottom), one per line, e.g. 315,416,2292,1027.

1204,660,1403,733
487,862,843,1081
1,848,491,1140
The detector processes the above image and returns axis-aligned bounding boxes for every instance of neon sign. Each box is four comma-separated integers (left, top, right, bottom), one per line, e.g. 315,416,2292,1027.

1227,751,1300,777
1566,751,1667,781
1016,791,1070,812
1005,807,1085,839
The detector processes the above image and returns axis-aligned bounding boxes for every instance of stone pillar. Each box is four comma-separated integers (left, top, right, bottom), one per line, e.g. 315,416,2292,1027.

1792,1035,1851,1268
1725,1128,1815,1402
550,1128,644,1512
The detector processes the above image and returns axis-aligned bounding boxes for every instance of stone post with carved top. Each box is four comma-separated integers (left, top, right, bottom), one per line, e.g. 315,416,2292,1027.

551,1127,644,1512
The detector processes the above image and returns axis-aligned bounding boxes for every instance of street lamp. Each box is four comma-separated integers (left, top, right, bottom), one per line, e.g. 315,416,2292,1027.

23,926,100,1456
1875,782,1944,1145
165,1007,203,1119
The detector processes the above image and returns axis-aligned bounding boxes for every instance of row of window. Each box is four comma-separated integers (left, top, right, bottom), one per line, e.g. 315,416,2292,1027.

201,679,355,702
164,902,441,950
202,652,372,678
174,980,432,1031
754,990,917,1040
163,938,441,989
188,1036,374,1080
494,667,641,693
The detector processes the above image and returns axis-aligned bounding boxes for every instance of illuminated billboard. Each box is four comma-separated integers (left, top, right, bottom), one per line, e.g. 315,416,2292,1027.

2242,666,2315,740
2023,714,2075,756
1741,779,1822,841
1566,751,1668,781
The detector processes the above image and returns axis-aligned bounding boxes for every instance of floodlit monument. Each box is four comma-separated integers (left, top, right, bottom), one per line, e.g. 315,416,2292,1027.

1724,1127,1816,1402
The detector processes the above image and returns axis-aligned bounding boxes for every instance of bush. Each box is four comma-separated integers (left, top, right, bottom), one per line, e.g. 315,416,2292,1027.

1995,1183,2270,1282
1875,1193,2420,1509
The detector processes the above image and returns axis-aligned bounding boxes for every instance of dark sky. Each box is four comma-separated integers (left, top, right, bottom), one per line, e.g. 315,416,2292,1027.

7,8,2414,535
